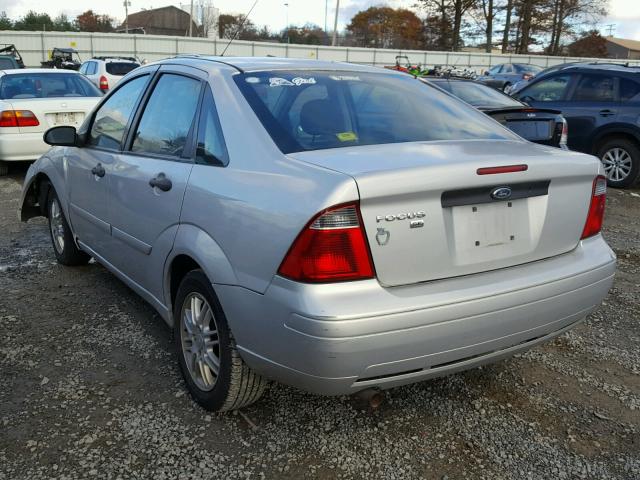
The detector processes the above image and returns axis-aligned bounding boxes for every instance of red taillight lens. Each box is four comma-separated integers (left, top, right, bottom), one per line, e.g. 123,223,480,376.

278,203,375,283
581,176,606,239
560,119,568,147
0,110,39,127
99,75,109,90
477,164,528,175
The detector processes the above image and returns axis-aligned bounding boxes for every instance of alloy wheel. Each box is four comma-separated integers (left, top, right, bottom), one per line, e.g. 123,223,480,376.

180,292,221,391
49,197,65,254
602,147,633,182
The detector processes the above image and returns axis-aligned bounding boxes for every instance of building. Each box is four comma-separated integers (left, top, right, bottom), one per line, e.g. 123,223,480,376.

117,5,199,36
604,37,640,60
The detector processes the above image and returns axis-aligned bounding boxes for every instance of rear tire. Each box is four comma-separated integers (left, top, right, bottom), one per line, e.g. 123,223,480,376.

502,82,511,92
596,137,640,188
0,161,8,176
174,270,268,412
46,188,90,266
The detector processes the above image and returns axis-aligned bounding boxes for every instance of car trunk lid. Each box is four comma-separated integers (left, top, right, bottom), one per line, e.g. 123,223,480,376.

6,97,100,133
289,139,599,287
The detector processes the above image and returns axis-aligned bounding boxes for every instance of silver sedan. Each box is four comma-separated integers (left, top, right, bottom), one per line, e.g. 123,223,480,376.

19,57,616,412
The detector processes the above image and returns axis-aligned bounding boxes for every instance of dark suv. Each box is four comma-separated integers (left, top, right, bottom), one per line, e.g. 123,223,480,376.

514,64,640,188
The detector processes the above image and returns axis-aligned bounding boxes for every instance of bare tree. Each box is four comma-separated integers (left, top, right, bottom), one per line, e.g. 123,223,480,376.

197,0,218,38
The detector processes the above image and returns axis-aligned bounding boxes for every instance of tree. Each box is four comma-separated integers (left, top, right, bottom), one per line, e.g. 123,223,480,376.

218,13,260,40
347,7,424,49
415,0,473,50
52,14,75,32
14,11,54,31
75,10,114,33
546,0,607,55
567,29,607,57
0,11,13,30
197,0,217,38
284,24,328,45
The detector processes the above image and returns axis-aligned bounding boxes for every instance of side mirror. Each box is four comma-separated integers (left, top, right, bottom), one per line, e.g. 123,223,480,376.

44,126,78,147
484,70,489,75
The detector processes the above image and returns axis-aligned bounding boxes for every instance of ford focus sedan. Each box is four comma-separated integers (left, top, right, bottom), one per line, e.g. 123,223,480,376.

0,69,102,175
19,57,616,412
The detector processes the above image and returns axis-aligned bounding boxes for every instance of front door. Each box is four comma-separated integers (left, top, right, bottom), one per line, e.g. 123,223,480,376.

105,67,203,302
68,73,150,256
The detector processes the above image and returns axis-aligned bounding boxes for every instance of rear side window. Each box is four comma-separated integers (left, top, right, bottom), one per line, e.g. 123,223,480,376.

131,74,201,158
519,74,571,102
0,57,17,69
86,62,97,75
572,74,616,102
89,75,148,150
196,87,229,166
619,78,640,102
235,70,515,154
0,73,101,99
106,62,140,76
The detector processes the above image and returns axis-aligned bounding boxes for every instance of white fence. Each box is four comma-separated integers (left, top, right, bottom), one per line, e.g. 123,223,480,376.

2,30,638,72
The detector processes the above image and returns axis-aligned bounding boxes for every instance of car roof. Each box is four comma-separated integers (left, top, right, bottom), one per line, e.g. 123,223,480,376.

551,62,640,74
164,56,389,74
0,68,79,76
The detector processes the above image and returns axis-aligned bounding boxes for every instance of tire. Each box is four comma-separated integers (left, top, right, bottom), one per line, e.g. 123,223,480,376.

46,188,90,266
596,136,640,189
174,270,268,412
0,161,8,176
502,82,511,92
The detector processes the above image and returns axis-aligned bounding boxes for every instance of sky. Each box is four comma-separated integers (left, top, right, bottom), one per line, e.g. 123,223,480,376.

0,0,638,41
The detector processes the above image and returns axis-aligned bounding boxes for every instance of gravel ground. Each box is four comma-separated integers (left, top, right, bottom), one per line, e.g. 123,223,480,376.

1,162,639,480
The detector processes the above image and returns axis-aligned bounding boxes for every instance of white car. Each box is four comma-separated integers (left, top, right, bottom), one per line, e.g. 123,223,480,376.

79,57,140,92
0,69,102,175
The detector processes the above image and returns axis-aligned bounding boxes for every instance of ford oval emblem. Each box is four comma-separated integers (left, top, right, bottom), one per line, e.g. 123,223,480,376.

491,186,512,200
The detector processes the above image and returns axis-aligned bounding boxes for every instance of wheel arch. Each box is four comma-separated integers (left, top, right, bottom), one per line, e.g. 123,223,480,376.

591,126,640,155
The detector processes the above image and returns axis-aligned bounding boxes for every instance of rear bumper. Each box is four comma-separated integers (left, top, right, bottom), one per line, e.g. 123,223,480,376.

0,132,48,161
216,235,616,395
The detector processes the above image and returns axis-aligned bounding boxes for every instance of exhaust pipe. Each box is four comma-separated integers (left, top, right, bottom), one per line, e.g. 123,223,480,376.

352,388,385,410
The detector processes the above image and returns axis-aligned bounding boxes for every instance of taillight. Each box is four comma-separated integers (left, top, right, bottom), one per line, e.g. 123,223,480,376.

560,118,568,147
0,110,39,127
581,175,606,239
278,202,375,283
99,75,109,90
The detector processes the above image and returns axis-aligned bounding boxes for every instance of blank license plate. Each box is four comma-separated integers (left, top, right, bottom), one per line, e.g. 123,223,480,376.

450,200,531,264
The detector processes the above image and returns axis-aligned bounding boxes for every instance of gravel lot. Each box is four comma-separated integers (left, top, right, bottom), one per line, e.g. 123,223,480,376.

1,162,639,480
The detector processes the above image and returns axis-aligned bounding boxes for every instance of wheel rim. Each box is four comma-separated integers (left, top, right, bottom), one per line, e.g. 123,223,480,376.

49,197,65,254
180,292,220,391
601,147,633,182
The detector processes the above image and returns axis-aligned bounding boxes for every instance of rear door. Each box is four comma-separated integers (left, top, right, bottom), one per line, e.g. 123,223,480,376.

559,72,619,152
67,73,150,255
104,65,202,300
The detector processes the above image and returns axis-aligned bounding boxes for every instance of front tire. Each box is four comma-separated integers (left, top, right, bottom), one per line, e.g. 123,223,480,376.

47,189,90,266
174,270,268,411
597,137,640,188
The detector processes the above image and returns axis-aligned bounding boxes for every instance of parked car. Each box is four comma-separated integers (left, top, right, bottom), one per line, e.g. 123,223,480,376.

0,44,25,70
513,63,640,187
19,57,615,412
478,63,543,92
424,77,567,149
507,61,630,95
0,69,102,175
41,48,82,70
80,56,141,92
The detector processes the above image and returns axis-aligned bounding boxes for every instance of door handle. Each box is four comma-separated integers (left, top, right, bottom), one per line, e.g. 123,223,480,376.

91,163,105,178
599,109,616,117
149,173,172,192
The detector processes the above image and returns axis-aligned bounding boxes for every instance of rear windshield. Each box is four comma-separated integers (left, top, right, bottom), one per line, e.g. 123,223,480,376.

234,70,515,154
106,62,140,76
0,73,102,99
514,64,543,74
436,80,524,109
0,57,17,69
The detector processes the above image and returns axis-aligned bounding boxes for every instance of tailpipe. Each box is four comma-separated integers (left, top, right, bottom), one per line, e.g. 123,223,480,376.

351,388,385,410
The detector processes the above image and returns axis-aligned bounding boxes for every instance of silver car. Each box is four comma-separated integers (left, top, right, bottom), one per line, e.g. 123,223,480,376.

19,57,616,412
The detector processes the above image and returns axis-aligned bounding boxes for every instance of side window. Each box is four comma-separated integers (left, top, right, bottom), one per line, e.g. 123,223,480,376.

79,63,87,74
89,75,148,150
502,64,513,74
196,87,229,166
619,78,640,102
572,74,616,102
488,65,501,75
519,74,571,102
131,73,201,158
86,62,95,75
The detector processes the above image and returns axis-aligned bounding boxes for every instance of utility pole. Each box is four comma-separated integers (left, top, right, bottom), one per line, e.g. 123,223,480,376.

331,0,339,46
324,0,328,34
284,3,289,43
189,0,194,37
605,24,616,37
123,0,131,34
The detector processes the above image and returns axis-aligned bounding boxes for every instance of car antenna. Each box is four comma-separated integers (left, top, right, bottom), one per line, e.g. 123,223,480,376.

220,0,260,57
